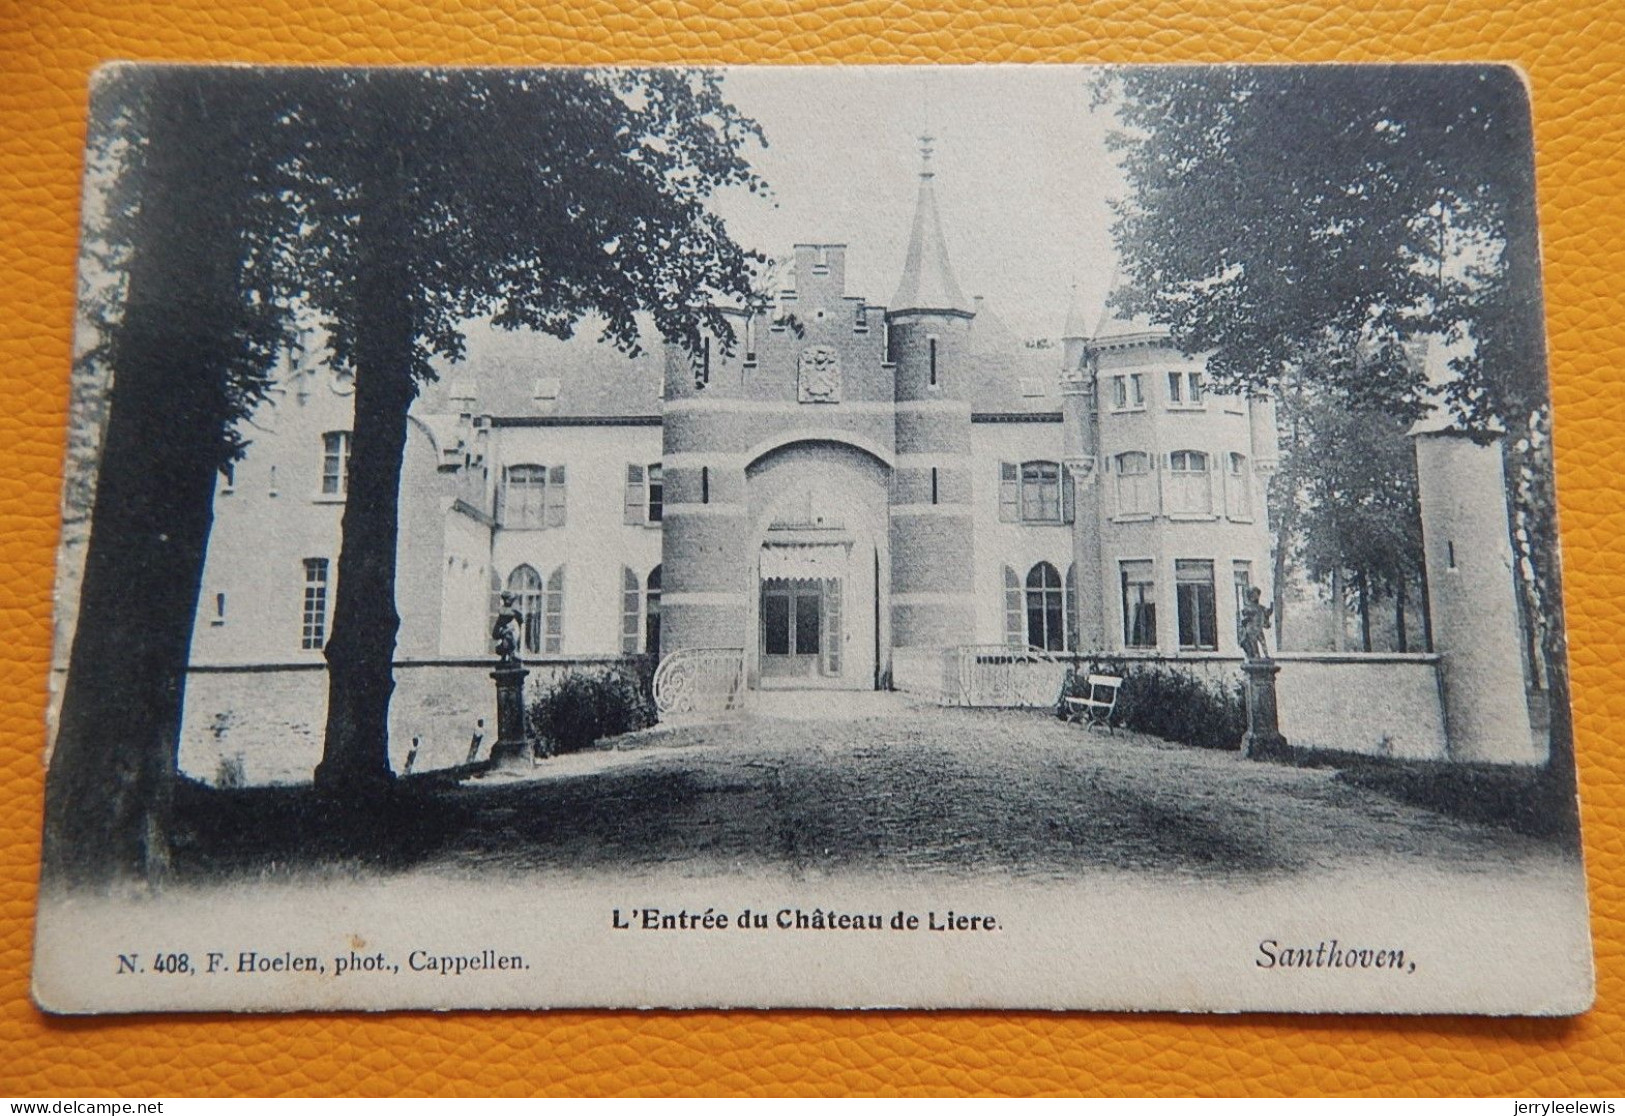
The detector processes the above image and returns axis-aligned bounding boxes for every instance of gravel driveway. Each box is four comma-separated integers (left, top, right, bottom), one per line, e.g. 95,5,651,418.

427,694,1565,881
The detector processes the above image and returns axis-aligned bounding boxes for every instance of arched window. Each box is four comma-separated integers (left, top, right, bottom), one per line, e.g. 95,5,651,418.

1003,567,1023,648
620,567,641,654
544,566,565,653
1226,452,1252,520
1114,451,1154,517
506,565,544,654
1166,450,1212,515
617,566,662,655
646,565,662,657
1026,561,1065,652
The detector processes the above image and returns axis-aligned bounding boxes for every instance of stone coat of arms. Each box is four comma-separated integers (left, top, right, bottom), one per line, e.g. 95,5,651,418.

797,344,842,404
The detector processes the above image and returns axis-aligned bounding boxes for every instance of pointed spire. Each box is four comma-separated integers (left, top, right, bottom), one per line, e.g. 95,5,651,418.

1062,280,1092,340
890,136,973,317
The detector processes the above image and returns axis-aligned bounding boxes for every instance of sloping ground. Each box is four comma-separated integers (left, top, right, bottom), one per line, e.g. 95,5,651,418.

169,701,1570,884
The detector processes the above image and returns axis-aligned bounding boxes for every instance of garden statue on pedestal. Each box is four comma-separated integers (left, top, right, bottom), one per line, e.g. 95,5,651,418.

1238,586,1272,662
1238,587,1290,760
491,592,523,665
488,593,532,766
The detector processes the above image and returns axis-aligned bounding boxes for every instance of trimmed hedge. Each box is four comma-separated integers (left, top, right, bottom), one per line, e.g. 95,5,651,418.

527,668,656,756
1061,657,1247,751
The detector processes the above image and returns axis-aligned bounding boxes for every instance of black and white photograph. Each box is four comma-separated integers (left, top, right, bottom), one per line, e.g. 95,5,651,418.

34,63,1592,1014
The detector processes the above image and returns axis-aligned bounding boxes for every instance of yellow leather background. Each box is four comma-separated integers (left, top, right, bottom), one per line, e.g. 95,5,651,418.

4,0,1623,1096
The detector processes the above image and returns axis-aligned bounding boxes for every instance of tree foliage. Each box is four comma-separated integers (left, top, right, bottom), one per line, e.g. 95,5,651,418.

1289,380,1425,650
47,66,769,878
1098,65,1544,429
264,70,766,792
1099,65,1569,786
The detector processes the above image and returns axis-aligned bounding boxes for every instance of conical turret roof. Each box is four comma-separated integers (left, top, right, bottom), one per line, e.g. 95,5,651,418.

1062,282,1093,340
1091,267,1166,345
890,137,973,317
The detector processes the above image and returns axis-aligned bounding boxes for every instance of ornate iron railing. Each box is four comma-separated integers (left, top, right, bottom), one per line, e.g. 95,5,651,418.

941,644,1067,708
653,647,746,717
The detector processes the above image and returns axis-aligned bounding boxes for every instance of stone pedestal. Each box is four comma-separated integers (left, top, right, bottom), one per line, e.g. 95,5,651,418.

1242,659,1291,761
487,663,532,766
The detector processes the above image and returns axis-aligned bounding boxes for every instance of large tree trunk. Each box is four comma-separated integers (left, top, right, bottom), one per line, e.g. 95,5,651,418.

1488,69,1575,808
43,73,244,886
314,79,418,796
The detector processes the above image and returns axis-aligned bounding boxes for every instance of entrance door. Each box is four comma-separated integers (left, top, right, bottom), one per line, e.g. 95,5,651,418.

761,578,829,681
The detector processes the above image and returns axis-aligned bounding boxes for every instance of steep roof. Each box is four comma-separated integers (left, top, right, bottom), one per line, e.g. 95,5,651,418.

889,144,973,317
1091,269,1168,346
416,317,663,420
962,297,1064,413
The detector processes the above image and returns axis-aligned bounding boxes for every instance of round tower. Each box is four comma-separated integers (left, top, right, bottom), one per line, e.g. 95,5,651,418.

1413,422,1543,764
887,136,979,654
1086,275,1273,657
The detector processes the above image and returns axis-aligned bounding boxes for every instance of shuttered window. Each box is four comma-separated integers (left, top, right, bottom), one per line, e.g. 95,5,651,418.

1003,566,1024,648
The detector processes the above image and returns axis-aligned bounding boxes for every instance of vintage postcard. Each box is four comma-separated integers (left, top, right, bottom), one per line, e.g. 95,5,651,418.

34,63,1592,1014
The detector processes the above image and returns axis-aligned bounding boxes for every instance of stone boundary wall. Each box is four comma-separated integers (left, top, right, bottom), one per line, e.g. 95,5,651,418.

1098,651,1447,760
895,646,1448,760
1273,653,1447,760
179,656,649,787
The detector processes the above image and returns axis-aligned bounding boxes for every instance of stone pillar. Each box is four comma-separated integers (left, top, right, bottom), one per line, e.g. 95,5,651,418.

488,662,532,765
1242,659,1290,761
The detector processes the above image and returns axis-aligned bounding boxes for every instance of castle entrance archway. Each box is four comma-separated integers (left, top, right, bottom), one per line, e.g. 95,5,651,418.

746,440,890,691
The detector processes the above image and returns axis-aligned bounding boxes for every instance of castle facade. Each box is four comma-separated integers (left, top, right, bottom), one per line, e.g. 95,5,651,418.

191,159,1278,690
